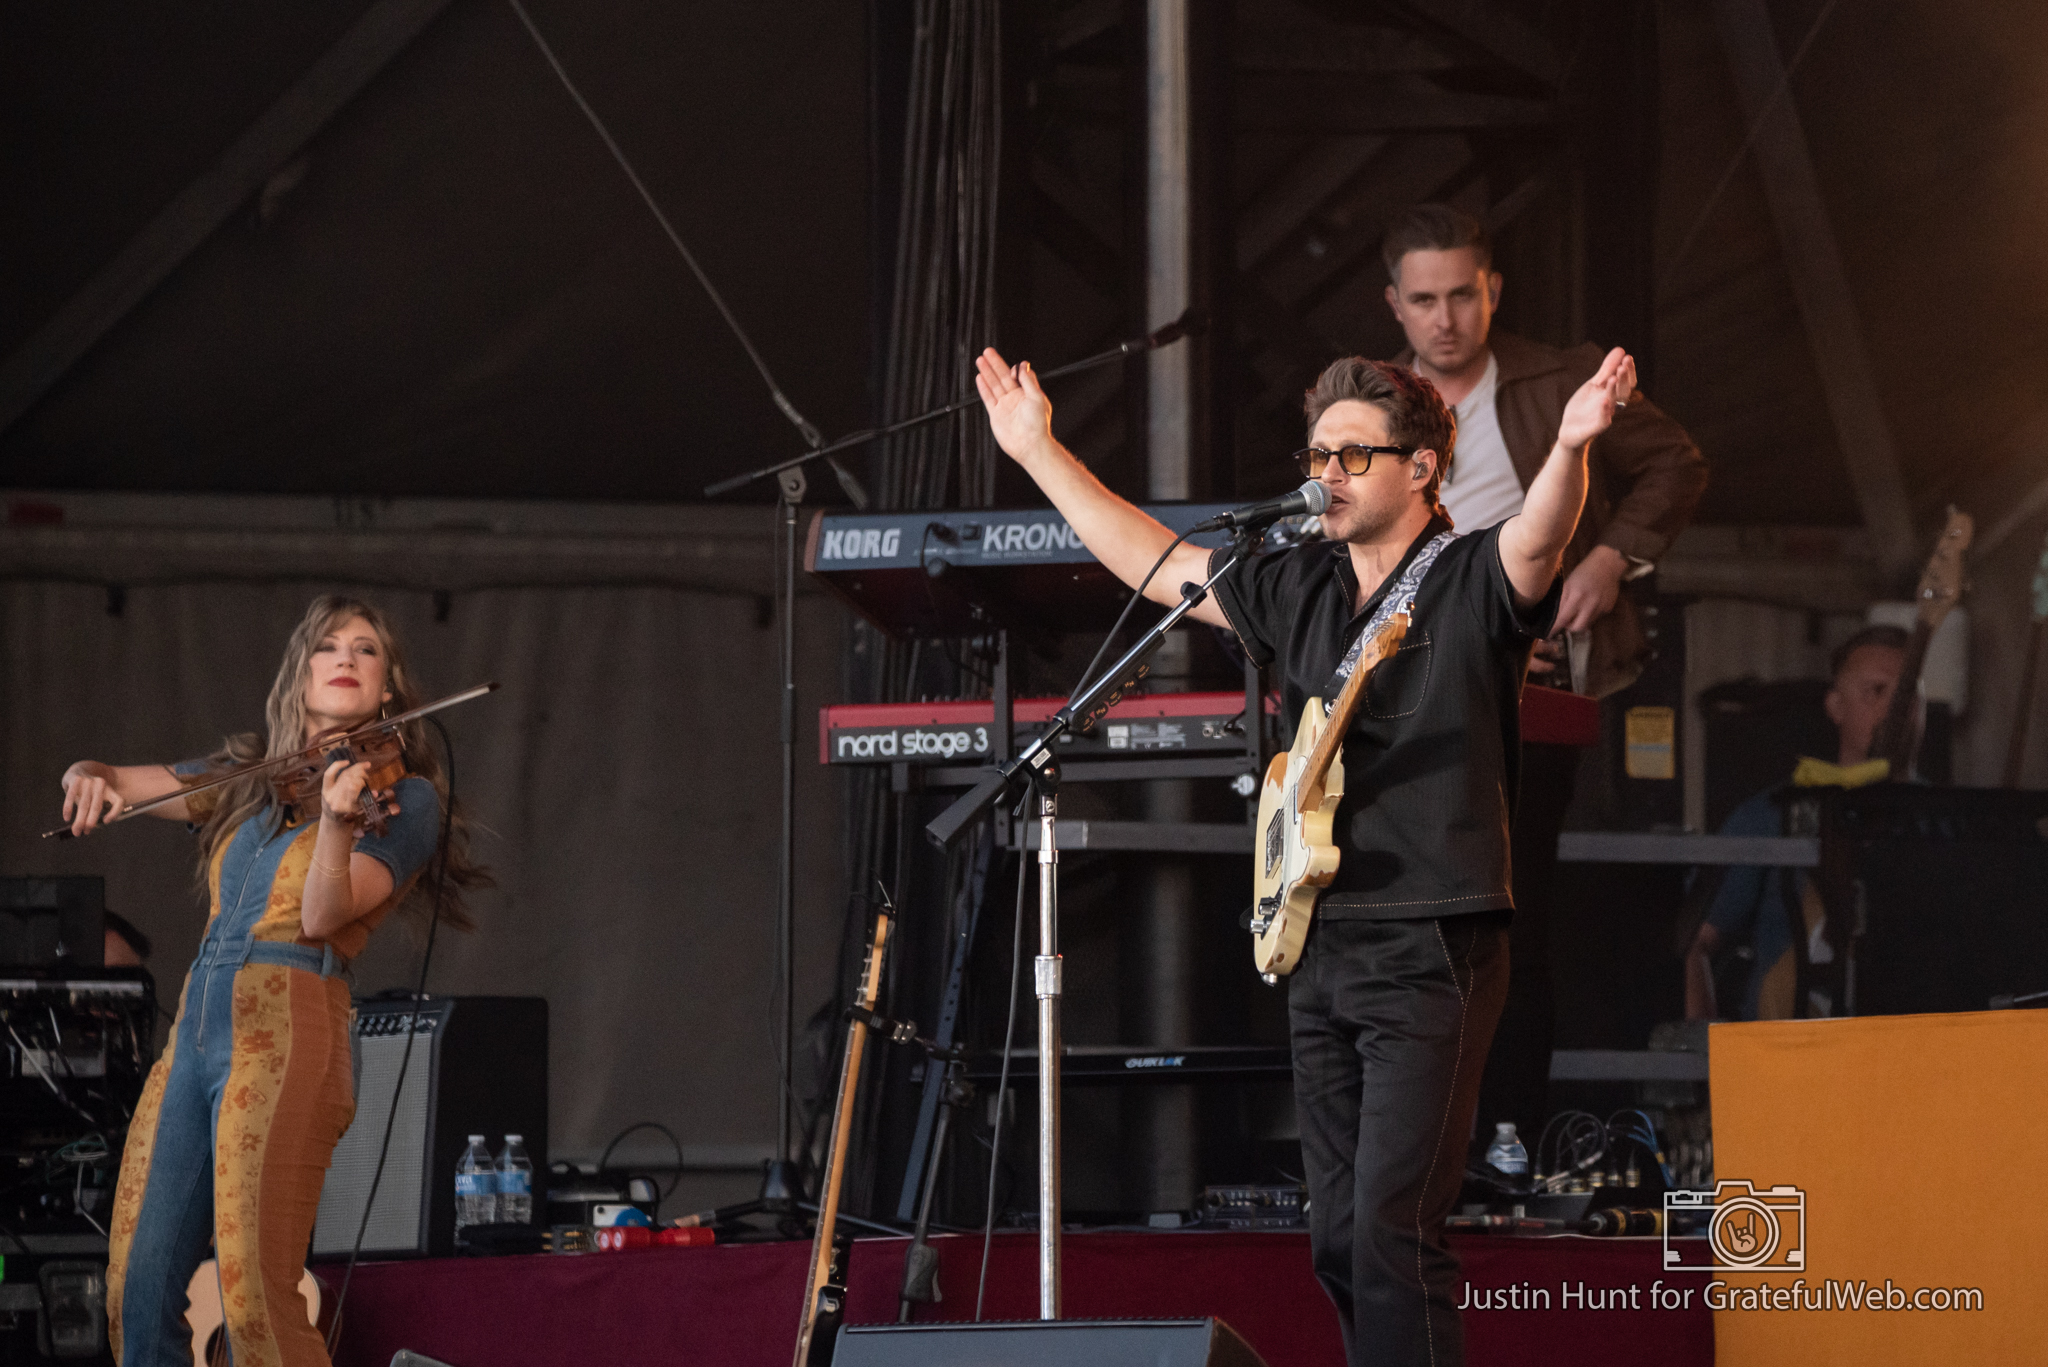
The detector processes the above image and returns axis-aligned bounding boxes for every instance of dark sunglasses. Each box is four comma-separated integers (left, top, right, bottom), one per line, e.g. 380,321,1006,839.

1292,443,1414,478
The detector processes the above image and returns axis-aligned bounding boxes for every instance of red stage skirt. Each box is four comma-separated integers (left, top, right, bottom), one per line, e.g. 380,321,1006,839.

328,1230,1713,1366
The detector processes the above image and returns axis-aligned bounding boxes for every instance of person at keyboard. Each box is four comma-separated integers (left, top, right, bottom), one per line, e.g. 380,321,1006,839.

1683,625,1908,1020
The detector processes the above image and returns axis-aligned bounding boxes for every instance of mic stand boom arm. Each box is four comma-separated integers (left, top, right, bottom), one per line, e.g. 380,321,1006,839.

701,313,1200,500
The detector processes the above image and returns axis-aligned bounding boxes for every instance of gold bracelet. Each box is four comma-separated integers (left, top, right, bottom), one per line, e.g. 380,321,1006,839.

311,855,351,880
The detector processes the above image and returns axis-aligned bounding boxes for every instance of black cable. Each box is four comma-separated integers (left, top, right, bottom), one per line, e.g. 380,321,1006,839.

974,841,1031,1321
325,714,459,1356
1070,528,1198,711
953,529,1204,1316
502,0,827,454
597,1121,688,1200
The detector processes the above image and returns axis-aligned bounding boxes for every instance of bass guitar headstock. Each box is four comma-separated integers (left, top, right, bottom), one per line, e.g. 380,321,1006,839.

1912,506,1973,631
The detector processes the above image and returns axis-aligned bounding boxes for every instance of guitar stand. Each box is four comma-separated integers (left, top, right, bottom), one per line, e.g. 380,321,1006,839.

678,997,947,1242
825,1001,1002,1319
672,1192,909,1241
895,1056,974,1320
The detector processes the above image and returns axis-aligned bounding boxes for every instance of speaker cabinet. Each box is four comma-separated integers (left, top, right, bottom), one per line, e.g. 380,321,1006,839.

311,996,546,1259
833,1318,1268,1366
1823,788,2048,1016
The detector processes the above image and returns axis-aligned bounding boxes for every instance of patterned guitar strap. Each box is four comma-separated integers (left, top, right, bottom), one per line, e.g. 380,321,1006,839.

1321,530,1454,709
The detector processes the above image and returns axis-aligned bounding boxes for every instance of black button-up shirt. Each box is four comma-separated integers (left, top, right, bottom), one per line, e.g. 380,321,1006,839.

1210,519,1558,920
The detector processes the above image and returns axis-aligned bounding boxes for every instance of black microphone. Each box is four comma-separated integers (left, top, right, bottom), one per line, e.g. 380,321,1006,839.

1130,309,1206,352
1192,480,1331,533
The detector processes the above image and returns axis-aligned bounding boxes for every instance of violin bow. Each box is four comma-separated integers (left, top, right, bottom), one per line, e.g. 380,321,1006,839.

43,682,500,840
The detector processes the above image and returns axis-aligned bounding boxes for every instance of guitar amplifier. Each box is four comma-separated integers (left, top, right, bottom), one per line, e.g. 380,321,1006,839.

0,876,104,968
1822,787,2048,1015
310,996,547,1260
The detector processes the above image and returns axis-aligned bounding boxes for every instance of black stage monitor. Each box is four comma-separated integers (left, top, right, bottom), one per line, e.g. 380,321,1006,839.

0,877,104,969
835,1319,1268,1367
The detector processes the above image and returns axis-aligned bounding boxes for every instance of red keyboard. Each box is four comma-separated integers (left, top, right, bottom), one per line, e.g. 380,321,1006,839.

820,685,1596,766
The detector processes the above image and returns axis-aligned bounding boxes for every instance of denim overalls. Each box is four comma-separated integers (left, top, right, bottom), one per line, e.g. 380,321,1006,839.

106,776,436,1366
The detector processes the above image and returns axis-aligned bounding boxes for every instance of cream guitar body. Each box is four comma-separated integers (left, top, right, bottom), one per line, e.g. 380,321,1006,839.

1250,612,1410,978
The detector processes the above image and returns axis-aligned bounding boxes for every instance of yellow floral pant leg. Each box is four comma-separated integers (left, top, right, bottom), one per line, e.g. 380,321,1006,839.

213,965,355,1367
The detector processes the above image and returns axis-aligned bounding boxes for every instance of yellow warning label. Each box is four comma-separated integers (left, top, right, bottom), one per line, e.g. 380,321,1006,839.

1624,706,1676,780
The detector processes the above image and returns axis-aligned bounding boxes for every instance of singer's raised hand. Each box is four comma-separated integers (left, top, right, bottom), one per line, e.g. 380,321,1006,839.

1554,347,1636,454
975,347,1056,465
1498,349,1632,610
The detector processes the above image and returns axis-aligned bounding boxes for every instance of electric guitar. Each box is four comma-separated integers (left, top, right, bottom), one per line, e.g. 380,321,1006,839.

792,897,895,1366
1249,610,1411,978
1869,506,1972,777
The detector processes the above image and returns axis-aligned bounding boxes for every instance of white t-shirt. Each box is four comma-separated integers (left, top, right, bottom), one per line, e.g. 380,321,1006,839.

1437,351,1526,534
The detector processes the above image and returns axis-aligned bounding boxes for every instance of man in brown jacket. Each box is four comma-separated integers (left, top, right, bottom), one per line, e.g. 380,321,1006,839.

1381,203,1708,1150
1383,204,1706,698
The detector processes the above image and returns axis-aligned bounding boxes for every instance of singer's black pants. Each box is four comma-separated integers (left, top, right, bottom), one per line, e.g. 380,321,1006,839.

1290,909,1511,1367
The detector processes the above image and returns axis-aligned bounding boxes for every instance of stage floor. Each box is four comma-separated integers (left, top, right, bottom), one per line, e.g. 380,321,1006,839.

327,1229,1713,1366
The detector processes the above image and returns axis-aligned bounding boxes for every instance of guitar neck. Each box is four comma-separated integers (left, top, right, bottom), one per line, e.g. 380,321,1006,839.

1870,622,1934,774
1298,620,1400,811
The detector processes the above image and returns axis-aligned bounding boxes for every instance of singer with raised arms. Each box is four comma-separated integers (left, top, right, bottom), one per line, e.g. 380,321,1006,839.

975,344,1631,1367
55,596,486,1367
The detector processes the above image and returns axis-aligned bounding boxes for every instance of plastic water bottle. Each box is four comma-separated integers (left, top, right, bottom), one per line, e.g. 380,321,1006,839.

1485,1122,1529,1178
455,1135,497,1229
495,1134,533,1226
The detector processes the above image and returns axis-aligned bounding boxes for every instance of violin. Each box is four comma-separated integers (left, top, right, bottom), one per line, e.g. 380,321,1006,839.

42,683,500,840
269,727,410,836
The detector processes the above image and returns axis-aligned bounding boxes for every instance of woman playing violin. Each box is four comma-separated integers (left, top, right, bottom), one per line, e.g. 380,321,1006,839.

59,595,483,1367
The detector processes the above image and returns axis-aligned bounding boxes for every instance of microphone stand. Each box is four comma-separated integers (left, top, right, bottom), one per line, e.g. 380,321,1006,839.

766,463,804,1215
923,527,1254,1319
699,312,1201,500
701,314,1199,1223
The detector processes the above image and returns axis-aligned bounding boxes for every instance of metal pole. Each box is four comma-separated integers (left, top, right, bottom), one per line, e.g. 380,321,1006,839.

1033,781,1062,1319
777,468,805,1168
1138,0,1201,1218
1145,0,1192,499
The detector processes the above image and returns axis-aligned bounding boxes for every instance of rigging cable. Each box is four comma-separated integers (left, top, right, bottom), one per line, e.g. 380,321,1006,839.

505,0,874,508
1659,0,1846,294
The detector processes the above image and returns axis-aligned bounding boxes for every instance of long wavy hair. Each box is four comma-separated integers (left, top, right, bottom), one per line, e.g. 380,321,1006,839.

190,595,486,931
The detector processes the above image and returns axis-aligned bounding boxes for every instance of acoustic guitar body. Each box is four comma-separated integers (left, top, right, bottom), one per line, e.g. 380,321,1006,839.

186,1260,329,1366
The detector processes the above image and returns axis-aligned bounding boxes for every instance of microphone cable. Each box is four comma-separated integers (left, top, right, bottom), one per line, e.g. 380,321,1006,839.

973,836,1032,1320
965,525,1215,1315
325,714,459,1355
1070,528,1199,710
